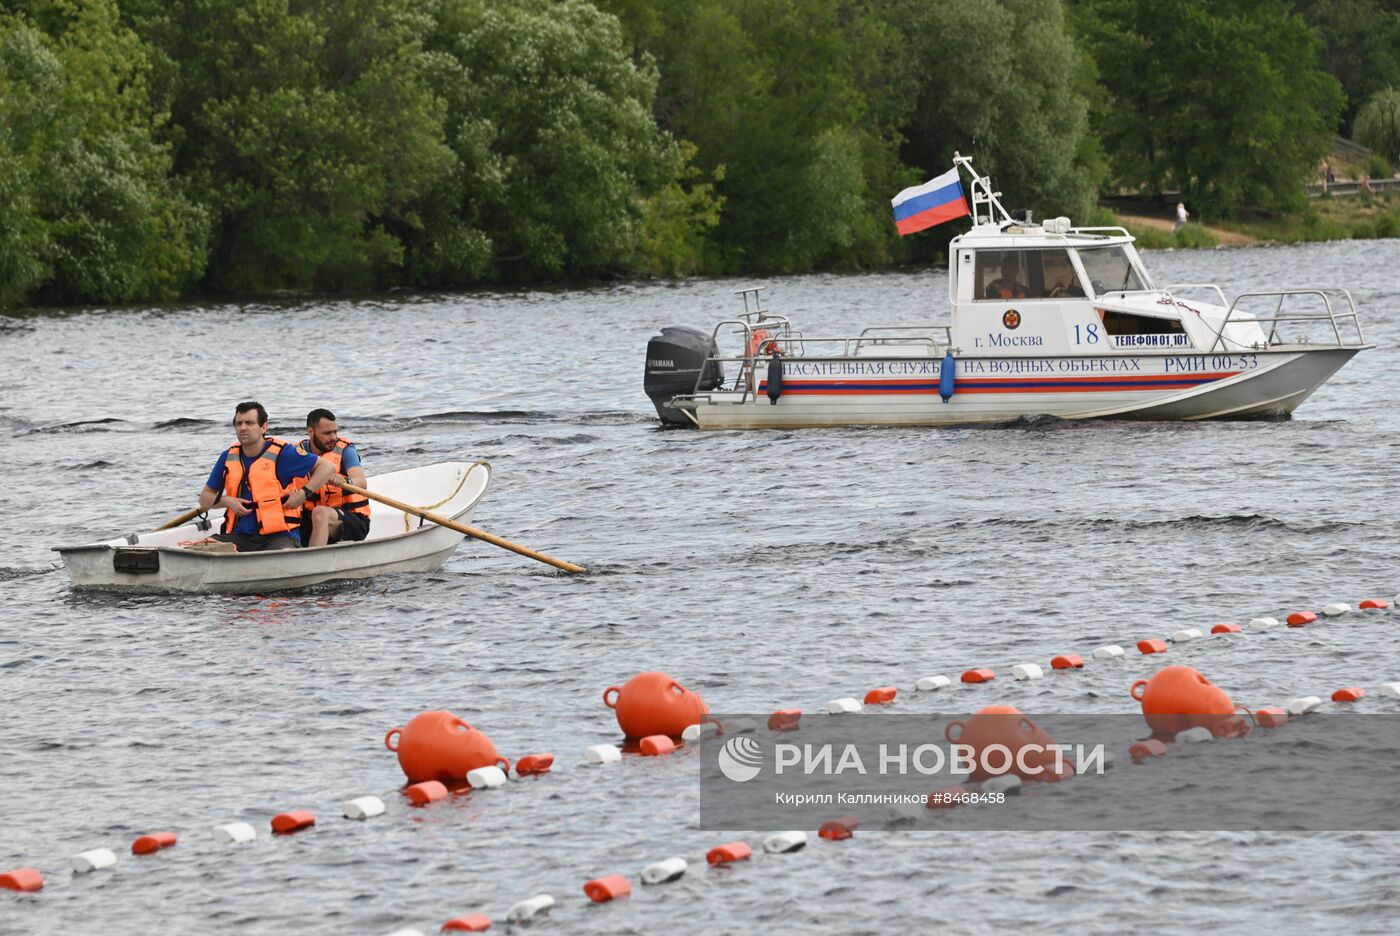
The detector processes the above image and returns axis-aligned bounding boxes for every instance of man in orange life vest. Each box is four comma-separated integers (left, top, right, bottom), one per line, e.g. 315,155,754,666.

196,401,337,551
298,408,371,547
985,253,1028,299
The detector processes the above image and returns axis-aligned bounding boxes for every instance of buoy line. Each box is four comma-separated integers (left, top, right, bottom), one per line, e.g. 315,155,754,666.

3,594,1394,931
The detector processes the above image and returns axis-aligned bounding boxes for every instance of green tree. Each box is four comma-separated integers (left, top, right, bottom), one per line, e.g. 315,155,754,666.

414,0,686,283
601,0,910,273
1354,88,1400,166
0,0,206,308
125,0,455,292
894,0,1100,229
1071,0,1344,216
1289,0,1400,132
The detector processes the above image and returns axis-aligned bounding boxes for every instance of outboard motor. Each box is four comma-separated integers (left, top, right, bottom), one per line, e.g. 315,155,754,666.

644,326,724,425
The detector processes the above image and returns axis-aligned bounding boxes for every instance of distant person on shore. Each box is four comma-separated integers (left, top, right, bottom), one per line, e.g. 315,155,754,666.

1174,202,1189,233
985,254,1028,299
1362,175,1375,196
197,401,336,551
298,408,371,547
1319,159,1331,193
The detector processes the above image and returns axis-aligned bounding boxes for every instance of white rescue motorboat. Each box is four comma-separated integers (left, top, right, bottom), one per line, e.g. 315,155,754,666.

644,155,1370,429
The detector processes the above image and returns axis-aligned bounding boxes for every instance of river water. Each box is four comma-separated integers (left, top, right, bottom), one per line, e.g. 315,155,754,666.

2,240,1398,934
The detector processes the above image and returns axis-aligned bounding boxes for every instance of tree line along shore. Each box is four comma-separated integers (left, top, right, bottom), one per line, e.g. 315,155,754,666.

2,0,1399,309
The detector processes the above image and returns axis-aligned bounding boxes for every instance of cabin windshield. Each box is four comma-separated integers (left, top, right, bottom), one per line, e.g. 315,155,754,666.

1077,246,1146,294
974,249,1085,300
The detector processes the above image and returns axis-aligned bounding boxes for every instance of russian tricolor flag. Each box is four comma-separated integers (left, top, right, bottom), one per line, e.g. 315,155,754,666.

891,168,969,236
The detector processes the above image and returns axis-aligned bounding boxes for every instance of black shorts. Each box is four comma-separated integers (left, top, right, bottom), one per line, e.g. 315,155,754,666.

300,508,371,545
212,532,299,552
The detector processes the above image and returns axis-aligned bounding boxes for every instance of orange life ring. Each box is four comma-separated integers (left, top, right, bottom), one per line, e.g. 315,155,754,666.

747,329,779,357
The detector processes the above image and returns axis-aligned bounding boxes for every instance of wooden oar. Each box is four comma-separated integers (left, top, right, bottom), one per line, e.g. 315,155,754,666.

155,506,206,531
338,481,587,575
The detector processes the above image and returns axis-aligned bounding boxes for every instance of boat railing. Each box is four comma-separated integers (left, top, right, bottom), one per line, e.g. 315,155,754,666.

1163,283,1230,309
850,325,952,356
686,320,953,402
1205,288,1366,352
1068,226,1132,240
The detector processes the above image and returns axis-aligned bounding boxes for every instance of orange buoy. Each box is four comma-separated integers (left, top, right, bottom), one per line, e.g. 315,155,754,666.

926,786,968,808
944,706,1059,780
603,672,708,739
582,874,631,903
131,832,177,855
1130,666,1237,736
1129,739,1167,760
515,754,554,776
1254,707,1289,728
1211,623,1242,634
1286,611,1317,627
1332,687,1365,702
639,735,676,756
1360,598,1390,610
706,841,752,865
1136,638,1168,655
863,687,897,705
961,668,995,684
441,913,492,932
818,816,859,840
406,780,448,806
271,810,316,835
0,868,43,892
1050,654,1084,670
385,711,510,783
767,709,801,732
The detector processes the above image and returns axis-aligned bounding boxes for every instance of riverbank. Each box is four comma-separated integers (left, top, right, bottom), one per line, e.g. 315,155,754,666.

1106,191,1400,250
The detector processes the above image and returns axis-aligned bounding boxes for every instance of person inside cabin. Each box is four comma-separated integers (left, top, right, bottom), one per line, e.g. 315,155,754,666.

298,408,371,547
984,253,1028,299
197,401,337,551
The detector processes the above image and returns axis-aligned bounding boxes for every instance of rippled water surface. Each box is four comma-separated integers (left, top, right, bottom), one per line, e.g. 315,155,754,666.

3,240,1399,934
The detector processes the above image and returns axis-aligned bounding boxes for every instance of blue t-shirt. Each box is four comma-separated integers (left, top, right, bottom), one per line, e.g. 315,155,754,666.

206,439,322,539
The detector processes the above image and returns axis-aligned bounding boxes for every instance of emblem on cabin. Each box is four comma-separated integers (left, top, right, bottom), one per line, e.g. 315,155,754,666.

1002,309,1021,330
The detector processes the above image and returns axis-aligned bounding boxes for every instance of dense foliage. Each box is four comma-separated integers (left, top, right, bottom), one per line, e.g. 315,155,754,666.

0,0,1384,307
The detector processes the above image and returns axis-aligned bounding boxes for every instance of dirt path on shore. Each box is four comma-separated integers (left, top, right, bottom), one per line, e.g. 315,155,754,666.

1115,212,1260,246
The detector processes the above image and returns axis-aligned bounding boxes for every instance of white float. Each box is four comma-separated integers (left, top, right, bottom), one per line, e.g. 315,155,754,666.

383,930,424,936
1248,617,1281,631
827,697,862,714
915,675,952,691
466,765,508,789
640,857,688,885
585,744,622,765
723,717,758,734
1286,696,1323,716
1323,603,1351,617
1091,645,1124,660
1377,683,1400,697
507,894,555,923
1170,628,1203,643
343,795,386,820
213,822,256,845
763,830,808,853
1011,663,1044,681
1175,726,1213,744
681,722,717,743
70,848,117,874
983,774,1022,796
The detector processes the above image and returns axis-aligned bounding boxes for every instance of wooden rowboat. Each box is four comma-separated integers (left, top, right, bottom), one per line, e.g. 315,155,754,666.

54,461,491,594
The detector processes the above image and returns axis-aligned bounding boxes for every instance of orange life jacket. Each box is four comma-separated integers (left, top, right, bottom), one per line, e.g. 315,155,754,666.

222,438,304,535
304,437,370,516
